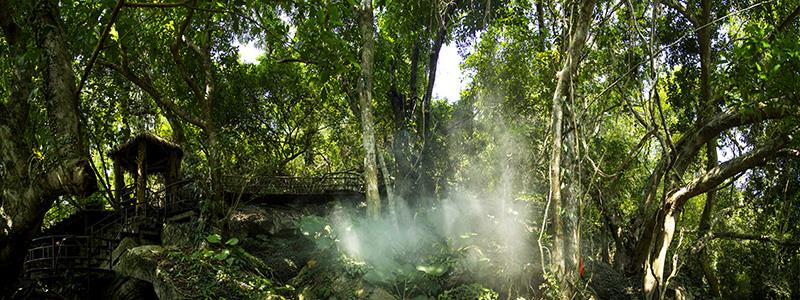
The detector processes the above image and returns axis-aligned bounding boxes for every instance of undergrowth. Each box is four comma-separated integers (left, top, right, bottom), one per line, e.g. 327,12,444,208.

158,234,294,299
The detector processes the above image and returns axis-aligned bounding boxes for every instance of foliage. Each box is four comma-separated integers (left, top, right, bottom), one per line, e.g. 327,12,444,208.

538,271,561,300
160,238,293,299
3,0,800,298
297,208,534,298
437,283,499,300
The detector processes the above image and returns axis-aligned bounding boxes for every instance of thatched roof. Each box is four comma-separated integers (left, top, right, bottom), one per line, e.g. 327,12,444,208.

110,133,183,174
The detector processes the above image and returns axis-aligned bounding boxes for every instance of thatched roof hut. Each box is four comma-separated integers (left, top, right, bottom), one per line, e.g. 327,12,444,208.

110,133,183,175
110,133,183,206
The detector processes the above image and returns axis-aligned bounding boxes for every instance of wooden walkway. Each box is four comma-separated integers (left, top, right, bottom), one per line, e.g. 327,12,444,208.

24,173,365,278
221,174,364,196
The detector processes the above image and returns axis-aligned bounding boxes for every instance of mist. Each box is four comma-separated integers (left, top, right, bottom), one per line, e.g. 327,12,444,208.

301,91,547,298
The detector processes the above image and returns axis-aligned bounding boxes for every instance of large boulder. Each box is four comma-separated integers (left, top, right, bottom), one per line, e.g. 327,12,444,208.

103,275,159,300
585,260,637,300
113,245,183,300
228,204,306,237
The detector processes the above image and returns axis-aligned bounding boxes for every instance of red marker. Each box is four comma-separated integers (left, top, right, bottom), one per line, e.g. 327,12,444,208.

579,256,585,279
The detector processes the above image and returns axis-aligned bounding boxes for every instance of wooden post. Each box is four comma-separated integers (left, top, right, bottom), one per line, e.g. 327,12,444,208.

166,151,179,208
136,142,147,215
113,163,125,205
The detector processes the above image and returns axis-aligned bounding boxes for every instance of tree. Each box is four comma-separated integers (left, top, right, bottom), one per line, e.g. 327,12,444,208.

357,0,381,218
100,1,244,232
0,0,97,292
547,0,595,298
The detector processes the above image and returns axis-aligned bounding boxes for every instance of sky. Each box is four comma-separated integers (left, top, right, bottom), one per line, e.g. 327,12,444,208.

432,44,467,103
236,42,467,103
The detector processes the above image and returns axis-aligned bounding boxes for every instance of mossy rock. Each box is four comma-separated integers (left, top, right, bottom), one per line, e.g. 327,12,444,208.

290,255,394,300
113,245,184,299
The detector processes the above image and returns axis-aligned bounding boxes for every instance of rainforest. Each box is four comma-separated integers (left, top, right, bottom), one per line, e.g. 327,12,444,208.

1,0,799,299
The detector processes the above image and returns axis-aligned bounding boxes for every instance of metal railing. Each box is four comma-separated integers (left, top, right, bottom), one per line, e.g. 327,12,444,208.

25,173,361,276
114,180,200,234
221,173,365,195
24,235,114,277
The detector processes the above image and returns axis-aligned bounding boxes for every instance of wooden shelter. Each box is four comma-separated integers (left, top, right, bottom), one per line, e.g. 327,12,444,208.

110,133,183,209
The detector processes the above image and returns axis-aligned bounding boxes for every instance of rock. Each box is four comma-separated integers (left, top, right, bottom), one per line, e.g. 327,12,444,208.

228,205,305,238
586,260,636,300
112,237,139,266
290,255,368,299
113,245,183,300
369,288,398,300
104,275,159,300
161,220,196,246
244,233,316,282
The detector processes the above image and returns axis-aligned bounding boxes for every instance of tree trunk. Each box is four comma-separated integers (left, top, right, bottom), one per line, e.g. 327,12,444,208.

0,0,97,292
417,25,446,203
643,136,787,299
199,126,226,232
549,85,566,286
644,210,677,300
695,0,721,294
378,147,396,217
536,0,547,51
546,1,595,298
698,140,722,297
642,2,722,297
358,0,381,219
563,109,582,295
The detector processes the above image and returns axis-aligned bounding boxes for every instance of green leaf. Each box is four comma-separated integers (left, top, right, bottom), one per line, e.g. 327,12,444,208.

207,233,222,244
109,25,118,41
416,264,448,276
225,238,239,246
202,249,214,258
214,249,231,261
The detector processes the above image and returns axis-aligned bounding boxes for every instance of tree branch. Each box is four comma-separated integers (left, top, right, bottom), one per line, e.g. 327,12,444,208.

671,104,796,176
776,5,800,33
99,60,207,129
778,148,800,158
713,231,800,246
124,0,190,8
691,230,800,255
643,103,798,212
276,57,317,65
169,5,205,103
657,0,698,24
76,0,126,97
668,135,791,210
